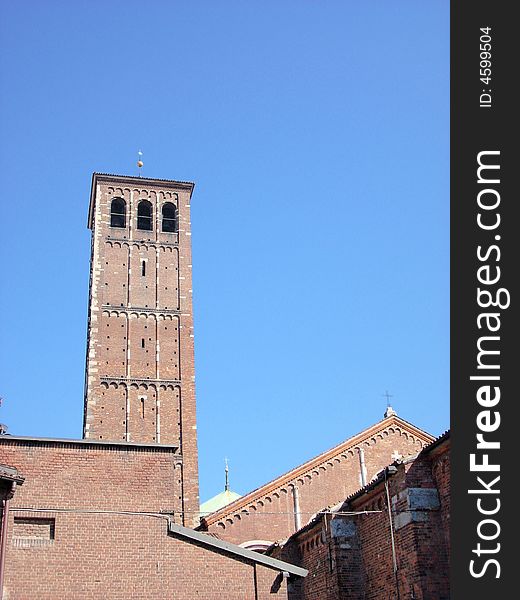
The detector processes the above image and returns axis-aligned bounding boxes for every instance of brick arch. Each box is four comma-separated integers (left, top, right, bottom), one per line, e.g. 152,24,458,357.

240,540,274,552
139,312,155,320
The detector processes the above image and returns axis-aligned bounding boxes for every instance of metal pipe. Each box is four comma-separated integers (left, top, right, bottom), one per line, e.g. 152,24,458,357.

292,485,301,532
358,448,368,487
0,483,15,599
384,470,400,600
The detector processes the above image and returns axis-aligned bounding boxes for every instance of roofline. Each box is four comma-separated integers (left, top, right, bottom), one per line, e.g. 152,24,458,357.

168,522,308,577
88,172,195,229
279,463,402,545
202,415,434,525
0,434,179,452
345,465,397,505
420,429,450,455
274,428,450,547
346,432,450,506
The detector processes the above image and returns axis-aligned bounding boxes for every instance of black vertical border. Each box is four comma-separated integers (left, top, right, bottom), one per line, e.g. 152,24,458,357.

451,2,516,597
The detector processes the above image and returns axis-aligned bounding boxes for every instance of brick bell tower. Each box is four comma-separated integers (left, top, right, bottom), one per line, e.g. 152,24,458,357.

84,172,199,523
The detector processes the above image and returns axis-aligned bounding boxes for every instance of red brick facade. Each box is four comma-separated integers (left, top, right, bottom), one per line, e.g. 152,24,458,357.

0,172,310,599
0,437,303,599
0,171,449,598
270,433,451,600
84,174,199,525
201,415,434,547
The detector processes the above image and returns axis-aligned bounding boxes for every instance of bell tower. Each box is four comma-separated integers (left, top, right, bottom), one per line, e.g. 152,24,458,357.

84,172,199,522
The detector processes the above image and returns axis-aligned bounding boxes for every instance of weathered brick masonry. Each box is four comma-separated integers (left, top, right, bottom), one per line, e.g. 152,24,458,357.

0,436,305,599
84,173,199,526
270,432,451,600
0,171,448,598
201,414,434,548
0,173,309,599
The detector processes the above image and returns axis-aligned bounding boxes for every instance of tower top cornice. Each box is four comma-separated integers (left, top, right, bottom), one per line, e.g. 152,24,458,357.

88,172,195,229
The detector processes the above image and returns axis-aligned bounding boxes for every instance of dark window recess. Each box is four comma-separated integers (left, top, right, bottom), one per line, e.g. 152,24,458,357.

142,261,146,276
13,517,56,541
141,338,145,348
110,198,126,228
137,200,153,231
162,202,178,233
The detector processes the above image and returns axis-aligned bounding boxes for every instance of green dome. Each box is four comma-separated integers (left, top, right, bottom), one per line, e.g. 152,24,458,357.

200,489,241,515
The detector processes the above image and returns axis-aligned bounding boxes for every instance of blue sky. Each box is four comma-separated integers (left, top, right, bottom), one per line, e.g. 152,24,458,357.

0,1,449,502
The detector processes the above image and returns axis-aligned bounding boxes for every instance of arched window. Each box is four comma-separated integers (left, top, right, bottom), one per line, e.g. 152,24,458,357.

110,198,126,228
162,202,178,233
137,200,153,231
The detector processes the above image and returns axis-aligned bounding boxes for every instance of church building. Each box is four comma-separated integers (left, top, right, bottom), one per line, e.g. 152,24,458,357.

0,172,449,599
0,173,306,599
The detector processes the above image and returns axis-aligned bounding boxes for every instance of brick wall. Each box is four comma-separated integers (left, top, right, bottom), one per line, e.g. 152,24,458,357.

0,438,183,515
0,438,294,599
204,417,433,546
430,441,450,563
3,511,290,599
271,435,450,600
84,174,199,526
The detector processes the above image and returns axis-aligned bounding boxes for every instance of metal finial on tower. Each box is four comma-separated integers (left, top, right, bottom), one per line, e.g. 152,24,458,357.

137,150,143,176
224,457,230,492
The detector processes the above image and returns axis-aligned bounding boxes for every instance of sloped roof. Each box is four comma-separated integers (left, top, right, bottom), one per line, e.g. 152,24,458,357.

269,429,451,551
201,414,433,526
169,521,308,577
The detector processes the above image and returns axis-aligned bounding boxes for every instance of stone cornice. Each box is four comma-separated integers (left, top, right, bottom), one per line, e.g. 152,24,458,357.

0,435,180,453
100,377,181,386
202,415,434,525
105,236,179,248
100,305,182,316
88,172,194,229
